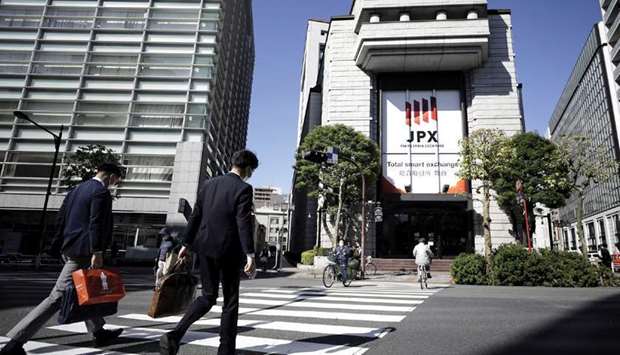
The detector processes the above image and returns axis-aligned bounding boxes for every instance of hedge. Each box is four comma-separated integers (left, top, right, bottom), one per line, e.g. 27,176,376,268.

300,247,331,266
451,245,613,288
450,253,487,285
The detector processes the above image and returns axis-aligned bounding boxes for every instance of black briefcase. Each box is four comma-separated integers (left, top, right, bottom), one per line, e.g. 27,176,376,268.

58,281,118,324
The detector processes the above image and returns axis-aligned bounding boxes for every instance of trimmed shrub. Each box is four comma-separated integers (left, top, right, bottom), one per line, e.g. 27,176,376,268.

492,244,529,286
300,249,316,265
455,245,600,287
597,265,620,287
314,247,331,257
451,253,487,285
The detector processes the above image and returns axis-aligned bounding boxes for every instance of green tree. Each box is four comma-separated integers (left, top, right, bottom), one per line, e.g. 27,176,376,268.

295,124,380,247
458,129,511,271
556,135,619,256
62,144,121,187
492,132,571,238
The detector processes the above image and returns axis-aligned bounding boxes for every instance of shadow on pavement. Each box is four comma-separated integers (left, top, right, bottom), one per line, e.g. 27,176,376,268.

480,292,620,355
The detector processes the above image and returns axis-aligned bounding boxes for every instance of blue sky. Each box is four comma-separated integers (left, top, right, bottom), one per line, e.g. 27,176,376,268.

246,0,602,193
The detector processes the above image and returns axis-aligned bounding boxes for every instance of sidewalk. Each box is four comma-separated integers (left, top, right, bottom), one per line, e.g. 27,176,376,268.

276,266,454,285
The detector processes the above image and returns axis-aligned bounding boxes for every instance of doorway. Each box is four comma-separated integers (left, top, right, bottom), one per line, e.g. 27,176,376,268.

377,201,472,259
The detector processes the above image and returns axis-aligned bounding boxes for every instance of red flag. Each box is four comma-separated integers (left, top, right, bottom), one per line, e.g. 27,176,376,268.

422,98,429,123
431,96,438,121
405,102,412,126
414,100,420,125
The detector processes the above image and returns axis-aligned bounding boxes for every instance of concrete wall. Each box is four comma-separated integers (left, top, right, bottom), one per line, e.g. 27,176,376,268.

321,18,376,138
165,142,206,226
467,13,524,252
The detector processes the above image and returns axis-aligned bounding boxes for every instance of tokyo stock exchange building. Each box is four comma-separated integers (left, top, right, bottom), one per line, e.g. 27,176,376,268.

291,0,525,264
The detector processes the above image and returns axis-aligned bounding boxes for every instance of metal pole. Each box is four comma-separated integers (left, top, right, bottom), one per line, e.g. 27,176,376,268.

361,174,366,275
523,199,532,253
38,126,63,256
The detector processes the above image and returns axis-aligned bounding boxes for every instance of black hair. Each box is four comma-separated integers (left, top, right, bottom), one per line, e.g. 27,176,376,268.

231,150,259,170
97,162,124,178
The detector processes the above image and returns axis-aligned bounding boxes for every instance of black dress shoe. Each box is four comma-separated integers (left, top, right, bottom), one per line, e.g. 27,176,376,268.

93,328,124,346
160,331,180,355
0,340,26,355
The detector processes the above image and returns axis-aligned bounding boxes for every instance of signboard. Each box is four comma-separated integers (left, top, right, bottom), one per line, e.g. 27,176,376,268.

381,90,465,194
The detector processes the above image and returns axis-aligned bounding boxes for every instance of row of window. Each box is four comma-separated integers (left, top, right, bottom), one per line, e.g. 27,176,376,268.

561,214,620,252
1,1,220,10
0,111,206,129
2,79,210,92
2,18,219,31
0,64,215,78
0,31,216,43
367,9,480,24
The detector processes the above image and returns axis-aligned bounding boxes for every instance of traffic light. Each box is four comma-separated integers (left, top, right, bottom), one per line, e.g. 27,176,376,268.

302,150,328,164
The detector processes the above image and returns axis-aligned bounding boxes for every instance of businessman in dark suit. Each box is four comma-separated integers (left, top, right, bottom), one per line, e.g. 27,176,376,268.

160,150,258,355
0,163,124,355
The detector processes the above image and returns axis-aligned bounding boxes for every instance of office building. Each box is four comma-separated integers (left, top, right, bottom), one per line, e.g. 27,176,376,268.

548,22,620,253
0,0,254,254
291,0,524,260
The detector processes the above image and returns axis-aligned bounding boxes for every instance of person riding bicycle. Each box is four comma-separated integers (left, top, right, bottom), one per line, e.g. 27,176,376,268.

413,238,434,279
335,239,351,282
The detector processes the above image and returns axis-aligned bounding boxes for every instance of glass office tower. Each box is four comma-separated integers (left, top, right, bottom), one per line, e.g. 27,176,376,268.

0,0,254,254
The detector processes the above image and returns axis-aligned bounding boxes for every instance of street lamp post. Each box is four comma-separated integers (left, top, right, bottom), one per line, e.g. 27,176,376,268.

14,111,63,266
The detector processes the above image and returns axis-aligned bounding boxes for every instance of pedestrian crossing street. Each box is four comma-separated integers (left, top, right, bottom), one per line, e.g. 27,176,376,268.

1,282,448,355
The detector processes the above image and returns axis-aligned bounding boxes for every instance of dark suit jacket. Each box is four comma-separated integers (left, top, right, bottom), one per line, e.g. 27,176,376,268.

183,173,255,259
53,179,113,258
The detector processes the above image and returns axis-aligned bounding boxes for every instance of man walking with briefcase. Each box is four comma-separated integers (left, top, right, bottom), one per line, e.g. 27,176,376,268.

0,163,125,355
160,150,258,355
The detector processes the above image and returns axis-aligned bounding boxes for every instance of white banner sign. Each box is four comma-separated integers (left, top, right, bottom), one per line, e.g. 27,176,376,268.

382,90,465,194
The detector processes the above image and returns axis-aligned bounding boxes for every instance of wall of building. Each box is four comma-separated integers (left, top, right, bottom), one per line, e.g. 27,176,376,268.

0,0,254,251
467,12,525,252
321,18,376,139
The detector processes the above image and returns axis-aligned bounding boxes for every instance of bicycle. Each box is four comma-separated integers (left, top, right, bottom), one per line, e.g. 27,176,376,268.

323,258,352,288
365,256,377,276
417,264,429,289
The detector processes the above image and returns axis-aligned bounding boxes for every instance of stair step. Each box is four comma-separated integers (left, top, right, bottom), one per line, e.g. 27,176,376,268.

372,258,454,272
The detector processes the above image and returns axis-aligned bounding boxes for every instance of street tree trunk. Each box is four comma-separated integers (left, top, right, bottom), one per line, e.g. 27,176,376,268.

321,177,345,248
576,191,587,256
482,185,493,273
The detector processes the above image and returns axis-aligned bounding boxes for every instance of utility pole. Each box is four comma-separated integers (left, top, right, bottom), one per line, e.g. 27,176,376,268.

14,111,63,268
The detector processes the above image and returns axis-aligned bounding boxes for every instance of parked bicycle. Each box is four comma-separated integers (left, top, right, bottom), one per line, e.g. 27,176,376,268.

323,255,352,288
364,256,377,276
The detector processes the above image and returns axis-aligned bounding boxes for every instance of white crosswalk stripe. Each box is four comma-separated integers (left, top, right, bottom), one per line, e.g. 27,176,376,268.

0,336,136,355
30,283,446,354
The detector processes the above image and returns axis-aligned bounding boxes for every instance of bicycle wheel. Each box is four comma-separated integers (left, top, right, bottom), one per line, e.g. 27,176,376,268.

366,262,377,276
323,265,336,288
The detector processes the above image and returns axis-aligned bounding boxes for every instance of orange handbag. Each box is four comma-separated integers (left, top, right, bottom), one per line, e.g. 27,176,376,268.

72,269,126,306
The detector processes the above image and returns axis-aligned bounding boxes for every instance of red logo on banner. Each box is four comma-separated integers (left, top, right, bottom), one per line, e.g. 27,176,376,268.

405,96,438,126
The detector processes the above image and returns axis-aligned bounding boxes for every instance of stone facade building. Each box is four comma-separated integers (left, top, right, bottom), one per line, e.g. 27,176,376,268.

291,0,524,259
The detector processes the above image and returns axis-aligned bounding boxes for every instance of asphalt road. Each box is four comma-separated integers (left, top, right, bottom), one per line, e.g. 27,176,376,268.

0,267,618,355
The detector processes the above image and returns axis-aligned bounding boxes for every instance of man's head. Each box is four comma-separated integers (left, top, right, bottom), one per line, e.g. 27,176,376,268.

339,239,345,247
418,238,426,244
231,150,259,180
95,162,123,188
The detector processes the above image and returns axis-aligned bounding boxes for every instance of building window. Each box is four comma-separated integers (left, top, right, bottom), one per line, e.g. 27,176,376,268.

570,228,577,250
587,222,597,252
598,219,607,247
467,10,479,20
